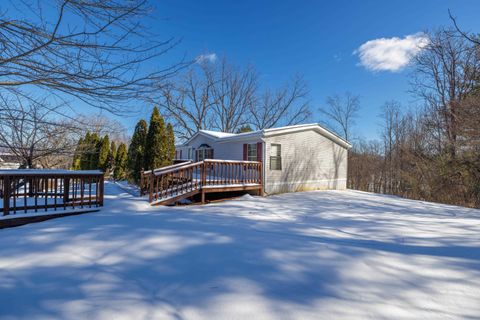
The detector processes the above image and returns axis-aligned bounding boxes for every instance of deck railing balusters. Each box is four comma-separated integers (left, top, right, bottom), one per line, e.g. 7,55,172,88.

24,175,28,213
44,178,48,211
34,177,39,212
13,178,17,214
0,171,104,216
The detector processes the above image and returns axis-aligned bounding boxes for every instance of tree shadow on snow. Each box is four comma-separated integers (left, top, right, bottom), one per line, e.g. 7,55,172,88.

0,183,479,319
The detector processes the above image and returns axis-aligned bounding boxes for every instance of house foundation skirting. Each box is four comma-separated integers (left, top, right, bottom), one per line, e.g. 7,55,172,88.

265,178,347,194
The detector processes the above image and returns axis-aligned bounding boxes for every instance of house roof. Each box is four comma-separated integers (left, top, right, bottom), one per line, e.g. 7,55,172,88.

181,123,352,149
196,130,238,139
0,153,22,163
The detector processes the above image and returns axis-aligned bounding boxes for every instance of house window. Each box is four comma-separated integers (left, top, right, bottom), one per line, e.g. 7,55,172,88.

196,144,213,161
247,144,257,161
270,144,282,170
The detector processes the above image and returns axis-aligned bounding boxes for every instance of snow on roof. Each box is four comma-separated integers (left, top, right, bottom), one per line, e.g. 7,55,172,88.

184,123,351,149
198,130,238,139
0,153,21,163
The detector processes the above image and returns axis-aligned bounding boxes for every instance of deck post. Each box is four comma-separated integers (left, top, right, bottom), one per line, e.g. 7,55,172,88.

201,161,207,203
99,175,104,206
63,177,70,203
3,175,10,216
149,172,154,203
28,177,34,197
259,162,264,196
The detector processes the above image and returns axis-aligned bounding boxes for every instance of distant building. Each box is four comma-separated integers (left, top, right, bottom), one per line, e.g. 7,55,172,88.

0,153,21,169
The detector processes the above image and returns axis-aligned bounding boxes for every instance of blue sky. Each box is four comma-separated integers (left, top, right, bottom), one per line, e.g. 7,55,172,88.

125,0,477,141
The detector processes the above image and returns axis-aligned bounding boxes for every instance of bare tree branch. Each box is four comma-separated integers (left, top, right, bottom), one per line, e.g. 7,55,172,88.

318,92,360,141
0,0,184,114
158,58,311,140
251,75,311,130
449,9,480,46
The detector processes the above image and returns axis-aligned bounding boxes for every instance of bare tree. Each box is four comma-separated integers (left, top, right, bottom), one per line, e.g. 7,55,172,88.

379,101,402,194
207,59,257,132
251,75,310,130
74,114,128,143
158,67,217,141
457,94,480,148
159,58,311,140
318,92,360,141
348,139,384,192
0,95,74,168
0,0,182,113
412,28,480,156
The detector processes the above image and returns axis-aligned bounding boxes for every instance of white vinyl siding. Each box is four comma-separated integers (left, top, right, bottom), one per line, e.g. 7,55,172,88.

264,129,347,194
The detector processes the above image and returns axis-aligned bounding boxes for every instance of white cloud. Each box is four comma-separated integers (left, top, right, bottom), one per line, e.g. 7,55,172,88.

196,53,217,64
355,33,429,72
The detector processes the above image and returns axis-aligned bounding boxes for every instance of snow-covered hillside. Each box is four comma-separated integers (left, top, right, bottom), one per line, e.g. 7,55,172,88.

1,182,479,319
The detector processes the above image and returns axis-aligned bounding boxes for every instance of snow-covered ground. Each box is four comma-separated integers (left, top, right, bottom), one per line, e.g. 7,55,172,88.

1,182,479,319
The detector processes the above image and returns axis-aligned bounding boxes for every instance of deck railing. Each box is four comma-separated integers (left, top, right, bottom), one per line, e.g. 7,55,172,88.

203,159,262,187
141,159,262,204
0,170,104,216
148,161,203,203
140,161,192,196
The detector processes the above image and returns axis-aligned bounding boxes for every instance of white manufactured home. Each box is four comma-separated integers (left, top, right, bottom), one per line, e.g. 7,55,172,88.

175,123,351,195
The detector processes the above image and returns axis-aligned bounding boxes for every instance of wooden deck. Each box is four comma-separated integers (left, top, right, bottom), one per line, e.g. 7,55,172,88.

0,170,104,217
141,159,263,205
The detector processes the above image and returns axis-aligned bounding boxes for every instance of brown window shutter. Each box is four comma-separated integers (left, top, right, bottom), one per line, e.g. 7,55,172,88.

211,149,214,159
256,142,262,162
180,150,182,159
243,144,248,160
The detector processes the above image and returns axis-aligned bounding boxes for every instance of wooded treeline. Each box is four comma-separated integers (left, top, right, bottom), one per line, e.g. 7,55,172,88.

346,29,480,208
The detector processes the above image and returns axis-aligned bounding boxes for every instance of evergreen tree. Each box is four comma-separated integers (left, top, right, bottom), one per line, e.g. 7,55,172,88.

144,107,167,170
236,125,253,133
127,119,148,183
166,123,175,163
72,137,84,170
80,132,91,170
114,143,128,180
110,141,117,161
108,141,117,174
98,135,110,172
90,133,101,170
